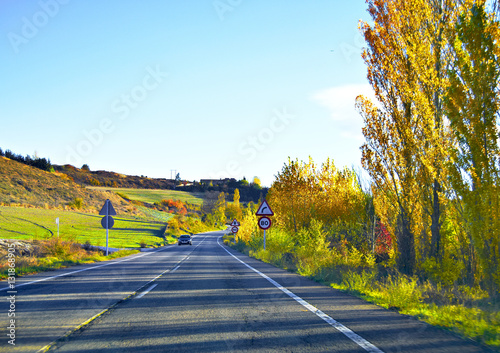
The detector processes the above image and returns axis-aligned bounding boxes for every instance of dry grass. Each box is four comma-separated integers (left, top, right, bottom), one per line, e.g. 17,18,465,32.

0,157,136,214
0,238,139,279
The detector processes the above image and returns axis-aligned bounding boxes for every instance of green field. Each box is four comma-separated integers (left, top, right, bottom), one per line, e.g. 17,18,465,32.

0,206,167,248
88,187,204,206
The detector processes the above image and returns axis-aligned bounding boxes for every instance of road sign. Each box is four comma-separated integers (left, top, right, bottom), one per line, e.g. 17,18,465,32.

256,200,274,216
258,216,272,230
230,219,240,226
99,199,117,216
99,199,116,256
231,226,239,234
101,216,114,229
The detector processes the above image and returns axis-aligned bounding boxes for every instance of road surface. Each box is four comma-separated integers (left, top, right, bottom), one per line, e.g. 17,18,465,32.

0,231,490,352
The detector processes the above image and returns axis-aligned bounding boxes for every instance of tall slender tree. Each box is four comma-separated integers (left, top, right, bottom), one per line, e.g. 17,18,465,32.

445,2,500,291
357,0,472,274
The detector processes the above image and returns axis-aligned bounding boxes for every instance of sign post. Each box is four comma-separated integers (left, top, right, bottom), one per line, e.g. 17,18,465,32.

99,199,116,256
230,219,240,235
55,218,59,238
256,200,274,250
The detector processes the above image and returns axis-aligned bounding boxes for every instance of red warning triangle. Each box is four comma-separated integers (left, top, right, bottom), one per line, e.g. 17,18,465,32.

256,200,274,216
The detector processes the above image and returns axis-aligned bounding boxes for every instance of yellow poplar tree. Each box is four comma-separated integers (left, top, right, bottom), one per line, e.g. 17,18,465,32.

445,2,500,291
357,0,428,274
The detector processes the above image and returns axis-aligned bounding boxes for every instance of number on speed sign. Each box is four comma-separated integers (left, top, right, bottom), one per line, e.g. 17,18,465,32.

258,216,271,230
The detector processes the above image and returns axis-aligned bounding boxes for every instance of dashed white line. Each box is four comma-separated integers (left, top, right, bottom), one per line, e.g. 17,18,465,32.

135,284,158,299
217,236,384,353
2,235,209,292
0,246,167,292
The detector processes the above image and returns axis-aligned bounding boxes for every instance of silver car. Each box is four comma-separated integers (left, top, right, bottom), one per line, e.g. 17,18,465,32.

178,234,192,246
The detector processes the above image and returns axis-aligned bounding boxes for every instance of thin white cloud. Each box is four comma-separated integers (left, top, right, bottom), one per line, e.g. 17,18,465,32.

310,83,376,122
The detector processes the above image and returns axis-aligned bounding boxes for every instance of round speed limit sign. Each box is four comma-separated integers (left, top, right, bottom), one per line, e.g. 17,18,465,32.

258,216,271,230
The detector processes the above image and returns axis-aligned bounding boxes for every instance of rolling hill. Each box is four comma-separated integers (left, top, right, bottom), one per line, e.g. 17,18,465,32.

0,156,133,214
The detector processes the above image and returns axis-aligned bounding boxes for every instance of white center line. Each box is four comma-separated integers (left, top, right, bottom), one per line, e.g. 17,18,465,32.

217,236,384,353
135,283,158,299
0,246,168,292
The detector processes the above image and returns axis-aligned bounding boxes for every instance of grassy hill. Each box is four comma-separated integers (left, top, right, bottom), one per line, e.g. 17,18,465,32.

0,206,166,248
89,187,204,206
0,157,176,247
54,164,175,189
0,157,134,214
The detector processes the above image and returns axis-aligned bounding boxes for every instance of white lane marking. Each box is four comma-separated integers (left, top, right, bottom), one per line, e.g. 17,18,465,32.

0,236,211,293
4,235,210,292
135,283,158,299
0,247,170,292
34,234,209,353
217,237,384,353
139,235,206,285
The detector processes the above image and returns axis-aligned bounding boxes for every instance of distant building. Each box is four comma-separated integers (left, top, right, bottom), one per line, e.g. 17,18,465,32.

200,178,234,186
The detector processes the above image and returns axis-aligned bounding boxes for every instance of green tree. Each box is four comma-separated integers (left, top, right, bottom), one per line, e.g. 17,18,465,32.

445,2,500,291
239,177,249,186
252,176,262,189
233,188,240,208
212,192,226,226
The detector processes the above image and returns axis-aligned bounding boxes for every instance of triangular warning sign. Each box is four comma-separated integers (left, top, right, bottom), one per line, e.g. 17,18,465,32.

231,219,240,226
99,199,117,216
256,200,274,216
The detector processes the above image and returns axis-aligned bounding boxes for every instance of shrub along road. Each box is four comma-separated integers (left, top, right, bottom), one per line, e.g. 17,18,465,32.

0,232,490,352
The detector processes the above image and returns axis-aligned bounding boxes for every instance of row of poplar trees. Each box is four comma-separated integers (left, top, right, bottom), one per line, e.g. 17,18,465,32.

357,0,500,294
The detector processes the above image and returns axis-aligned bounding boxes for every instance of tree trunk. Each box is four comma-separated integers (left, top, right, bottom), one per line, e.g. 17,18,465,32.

430,178,442,261
397,206,415,275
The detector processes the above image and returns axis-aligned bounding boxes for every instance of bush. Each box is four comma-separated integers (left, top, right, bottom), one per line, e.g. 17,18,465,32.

342,270,377,294
380,275,422,310
222,234,234,245
69,197,84,209
41,237,73,257
83,240,92,251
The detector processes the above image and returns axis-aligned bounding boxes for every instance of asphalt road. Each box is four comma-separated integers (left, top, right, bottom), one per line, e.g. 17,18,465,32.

0,231,492,352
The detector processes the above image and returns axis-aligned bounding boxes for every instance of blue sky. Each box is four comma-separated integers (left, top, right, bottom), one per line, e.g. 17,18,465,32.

1,0,373,186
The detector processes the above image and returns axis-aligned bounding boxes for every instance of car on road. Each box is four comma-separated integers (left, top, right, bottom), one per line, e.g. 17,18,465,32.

178,234,192,246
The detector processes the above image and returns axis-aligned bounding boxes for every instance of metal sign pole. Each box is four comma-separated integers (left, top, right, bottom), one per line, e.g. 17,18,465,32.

264,229,266,250
100,199,116,257
105,202,109,256
55,217,59,238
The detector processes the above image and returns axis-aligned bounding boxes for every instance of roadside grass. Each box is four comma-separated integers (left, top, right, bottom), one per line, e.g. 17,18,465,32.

0,237,139,280
88,187,204,206
227,239,500,350
0,206,167,248
329,270,500,349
